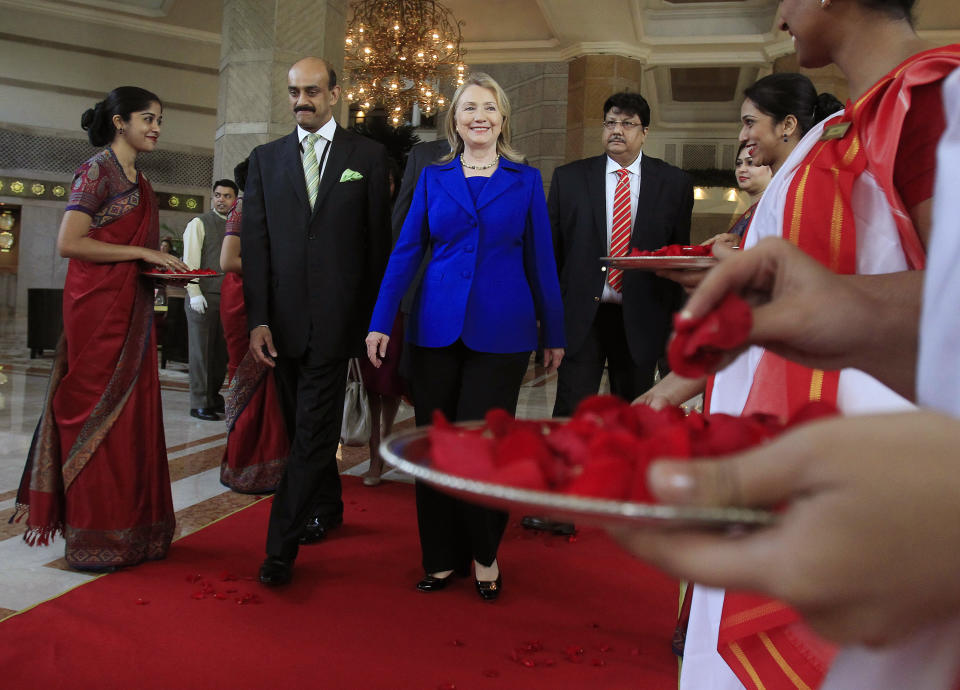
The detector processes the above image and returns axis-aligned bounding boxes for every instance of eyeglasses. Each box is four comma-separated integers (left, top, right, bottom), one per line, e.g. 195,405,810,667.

602,120,645,131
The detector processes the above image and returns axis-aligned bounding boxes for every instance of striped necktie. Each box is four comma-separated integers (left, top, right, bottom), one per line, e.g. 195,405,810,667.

303,132,321,208
608,167,631,292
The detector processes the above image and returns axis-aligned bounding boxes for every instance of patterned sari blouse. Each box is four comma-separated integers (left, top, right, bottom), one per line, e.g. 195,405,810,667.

66,148,142,229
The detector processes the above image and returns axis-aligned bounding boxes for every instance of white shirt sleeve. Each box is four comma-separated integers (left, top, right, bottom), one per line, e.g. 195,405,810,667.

182,217,205,299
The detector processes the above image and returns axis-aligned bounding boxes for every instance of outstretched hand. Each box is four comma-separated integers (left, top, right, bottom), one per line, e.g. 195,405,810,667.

609,411,960,646
675,237,921,396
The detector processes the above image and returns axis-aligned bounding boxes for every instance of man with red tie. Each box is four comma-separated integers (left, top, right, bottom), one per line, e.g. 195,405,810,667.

549,92,693,418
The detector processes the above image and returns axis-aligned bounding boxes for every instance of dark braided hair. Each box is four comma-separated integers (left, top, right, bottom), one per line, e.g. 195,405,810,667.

744,74,843,137
80,86,162,147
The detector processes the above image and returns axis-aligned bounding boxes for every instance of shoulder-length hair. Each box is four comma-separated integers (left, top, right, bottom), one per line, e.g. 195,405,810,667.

439,72,525,165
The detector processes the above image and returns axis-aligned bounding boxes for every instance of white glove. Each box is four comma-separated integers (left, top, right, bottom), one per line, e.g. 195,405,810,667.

189,294,208,314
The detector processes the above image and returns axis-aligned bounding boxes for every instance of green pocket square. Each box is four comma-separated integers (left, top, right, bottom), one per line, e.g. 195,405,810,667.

339,169,364,182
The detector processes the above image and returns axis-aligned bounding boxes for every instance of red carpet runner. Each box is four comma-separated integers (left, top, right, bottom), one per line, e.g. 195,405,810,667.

0,477,679,689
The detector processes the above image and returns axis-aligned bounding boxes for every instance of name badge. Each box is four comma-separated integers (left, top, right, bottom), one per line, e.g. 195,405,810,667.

819,122,852,141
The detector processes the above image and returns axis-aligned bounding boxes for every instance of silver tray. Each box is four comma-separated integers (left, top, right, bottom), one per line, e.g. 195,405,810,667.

601,255,717,270
380,423,776,529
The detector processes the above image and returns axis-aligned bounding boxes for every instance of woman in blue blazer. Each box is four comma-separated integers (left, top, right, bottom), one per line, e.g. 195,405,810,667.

366,73,565,600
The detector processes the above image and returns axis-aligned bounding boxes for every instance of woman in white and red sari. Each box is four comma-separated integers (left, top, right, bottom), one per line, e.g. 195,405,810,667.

681,0,960,687
14,87,185,571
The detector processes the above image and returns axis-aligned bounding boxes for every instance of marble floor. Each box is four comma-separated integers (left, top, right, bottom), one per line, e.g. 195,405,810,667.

0,314,567,621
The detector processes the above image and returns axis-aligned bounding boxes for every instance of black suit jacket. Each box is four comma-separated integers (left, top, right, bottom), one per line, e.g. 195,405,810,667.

548,153,693,365
241,125,392,359
391,138,451,314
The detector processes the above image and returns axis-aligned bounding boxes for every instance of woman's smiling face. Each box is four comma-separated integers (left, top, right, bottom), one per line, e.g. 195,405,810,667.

739,98,791,171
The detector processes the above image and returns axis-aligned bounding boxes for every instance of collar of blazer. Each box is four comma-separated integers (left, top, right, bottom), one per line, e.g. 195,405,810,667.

433,155,525,220
283,125,357,215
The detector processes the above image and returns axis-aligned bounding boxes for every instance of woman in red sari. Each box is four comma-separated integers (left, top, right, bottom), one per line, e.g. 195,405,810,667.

218,159,289,493
14,87,186,571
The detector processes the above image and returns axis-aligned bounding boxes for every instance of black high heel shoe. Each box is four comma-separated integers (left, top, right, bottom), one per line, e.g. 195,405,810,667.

417,573,454,592
475,573,502,601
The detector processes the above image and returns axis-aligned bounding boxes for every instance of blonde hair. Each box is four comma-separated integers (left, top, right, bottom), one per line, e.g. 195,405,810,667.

439,72,524,165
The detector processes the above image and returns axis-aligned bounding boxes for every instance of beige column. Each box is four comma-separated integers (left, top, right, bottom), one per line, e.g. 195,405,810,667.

564,55,645,163
214,0,348,181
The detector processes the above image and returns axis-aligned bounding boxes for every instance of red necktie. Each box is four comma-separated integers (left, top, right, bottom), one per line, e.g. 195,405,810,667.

608,168,631,292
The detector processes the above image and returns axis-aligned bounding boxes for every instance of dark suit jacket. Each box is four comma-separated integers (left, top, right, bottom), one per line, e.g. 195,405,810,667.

241,125,392,359
392,138,450,313
549,153,693,365
370,157,565,353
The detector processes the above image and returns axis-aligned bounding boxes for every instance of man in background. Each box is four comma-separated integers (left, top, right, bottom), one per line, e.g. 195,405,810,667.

183,179,236,420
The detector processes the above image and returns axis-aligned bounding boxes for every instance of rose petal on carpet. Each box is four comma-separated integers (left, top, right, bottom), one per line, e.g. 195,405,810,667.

0,476,679,689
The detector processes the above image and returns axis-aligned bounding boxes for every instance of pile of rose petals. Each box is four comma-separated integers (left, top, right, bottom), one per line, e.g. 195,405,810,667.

148,268,220,275
428,395,836,503
629,244,713,257
668,292,753,377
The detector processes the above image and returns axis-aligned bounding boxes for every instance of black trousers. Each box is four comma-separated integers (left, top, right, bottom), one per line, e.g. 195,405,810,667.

266,348,348,560
410,340,530,573
553,303,658,417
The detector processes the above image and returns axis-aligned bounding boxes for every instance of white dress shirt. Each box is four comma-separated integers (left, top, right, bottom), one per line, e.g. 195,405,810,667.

297,117,337,191
182,210,228,299
601,152,642,304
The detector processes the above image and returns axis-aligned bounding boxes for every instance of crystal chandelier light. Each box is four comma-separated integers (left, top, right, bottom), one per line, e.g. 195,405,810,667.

343,0,467,125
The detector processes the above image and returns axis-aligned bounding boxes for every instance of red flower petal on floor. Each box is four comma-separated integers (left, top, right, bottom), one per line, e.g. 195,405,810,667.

521,659,535,668
452,639,466,647
190,592,205,600
592,658,607,667
134,598,149,605
543,658,557,667
482,669,500,678
219,571,238,582
669,292,752,377
214,593,227,600
438,683,456,690
599,644,612,653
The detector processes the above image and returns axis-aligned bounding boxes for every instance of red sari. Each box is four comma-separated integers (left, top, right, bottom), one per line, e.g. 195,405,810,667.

15,148,174,569
715,46,960,690
219,200,289,493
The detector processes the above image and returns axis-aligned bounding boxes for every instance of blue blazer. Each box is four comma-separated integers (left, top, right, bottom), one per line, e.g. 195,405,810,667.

370,157,565,353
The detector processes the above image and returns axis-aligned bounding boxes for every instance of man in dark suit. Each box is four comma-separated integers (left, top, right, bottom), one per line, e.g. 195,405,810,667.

242,56,392,585
550,92,693,416
390,138,450,384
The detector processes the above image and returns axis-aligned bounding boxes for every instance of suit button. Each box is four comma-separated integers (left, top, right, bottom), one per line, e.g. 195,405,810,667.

308,234,316,240
594,296,600,302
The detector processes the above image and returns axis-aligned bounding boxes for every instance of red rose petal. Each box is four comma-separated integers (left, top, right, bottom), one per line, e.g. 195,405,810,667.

134,598,149,605
430,427,495,480
669,292,752,378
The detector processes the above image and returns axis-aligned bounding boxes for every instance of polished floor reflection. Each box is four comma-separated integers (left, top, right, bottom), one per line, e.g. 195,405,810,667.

0,314,563,620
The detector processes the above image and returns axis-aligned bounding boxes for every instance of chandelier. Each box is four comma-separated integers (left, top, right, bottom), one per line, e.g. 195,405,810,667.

343,0,467,124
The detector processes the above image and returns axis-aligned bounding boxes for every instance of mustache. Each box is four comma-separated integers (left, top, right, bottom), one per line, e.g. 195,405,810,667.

294,105,316,113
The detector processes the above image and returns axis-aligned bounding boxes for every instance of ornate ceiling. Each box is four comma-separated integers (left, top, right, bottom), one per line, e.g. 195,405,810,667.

6,0,960,129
